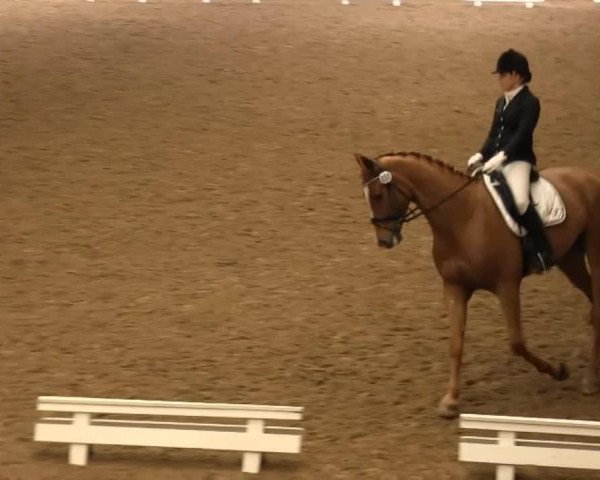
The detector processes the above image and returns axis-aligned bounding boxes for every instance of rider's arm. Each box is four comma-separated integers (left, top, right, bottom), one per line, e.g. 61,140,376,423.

479,98,503,160
503,96,540,159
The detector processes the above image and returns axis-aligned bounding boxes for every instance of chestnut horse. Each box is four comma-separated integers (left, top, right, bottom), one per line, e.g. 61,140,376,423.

355,152,600,418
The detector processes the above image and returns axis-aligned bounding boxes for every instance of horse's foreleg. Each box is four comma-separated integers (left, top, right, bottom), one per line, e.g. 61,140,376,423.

437,282,471,419
497,281,569,381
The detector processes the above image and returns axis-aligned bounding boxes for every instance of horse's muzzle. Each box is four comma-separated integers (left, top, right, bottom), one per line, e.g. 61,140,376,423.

378,239,394,249
377,233,402,249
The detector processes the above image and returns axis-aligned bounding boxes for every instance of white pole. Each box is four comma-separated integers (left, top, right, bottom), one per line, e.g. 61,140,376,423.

200,0,262,2
342,0,402,4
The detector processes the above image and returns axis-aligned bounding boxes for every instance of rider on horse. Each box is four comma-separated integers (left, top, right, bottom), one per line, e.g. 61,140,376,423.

467,49,553,274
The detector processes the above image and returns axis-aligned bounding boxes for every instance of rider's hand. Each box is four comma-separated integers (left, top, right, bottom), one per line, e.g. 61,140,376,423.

466,153,484,177
467,153,483,167
482,151,507,174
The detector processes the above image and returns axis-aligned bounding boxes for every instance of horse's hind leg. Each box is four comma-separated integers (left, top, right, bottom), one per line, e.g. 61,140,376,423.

557,245,598,393
557,246,594,325
497,281,569,381
582,228,600,395
557,246,592,303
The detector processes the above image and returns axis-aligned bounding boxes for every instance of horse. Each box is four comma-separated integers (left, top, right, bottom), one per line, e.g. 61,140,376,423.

355,152,600,418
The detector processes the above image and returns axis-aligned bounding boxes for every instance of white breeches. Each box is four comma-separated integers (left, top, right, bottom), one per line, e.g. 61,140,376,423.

502,161,532,215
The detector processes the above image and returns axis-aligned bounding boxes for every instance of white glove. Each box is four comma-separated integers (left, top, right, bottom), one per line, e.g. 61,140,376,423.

482,151,507,174
467,153,483,167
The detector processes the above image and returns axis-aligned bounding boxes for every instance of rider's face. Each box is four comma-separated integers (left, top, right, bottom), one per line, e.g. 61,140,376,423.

498,71,523,92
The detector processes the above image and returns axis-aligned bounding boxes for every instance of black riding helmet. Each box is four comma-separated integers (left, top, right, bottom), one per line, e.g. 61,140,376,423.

493,49,532,83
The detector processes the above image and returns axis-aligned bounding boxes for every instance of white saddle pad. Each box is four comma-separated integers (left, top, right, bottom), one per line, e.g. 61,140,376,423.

483,174,567,237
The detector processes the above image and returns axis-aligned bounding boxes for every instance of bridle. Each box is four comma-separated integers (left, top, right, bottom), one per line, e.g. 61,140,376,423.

363,168,478,235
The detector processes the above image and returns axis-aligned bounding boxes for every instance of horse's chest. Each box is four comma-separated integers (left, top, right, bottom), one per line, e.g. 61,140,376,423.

436,257,471,283
432,245,482,286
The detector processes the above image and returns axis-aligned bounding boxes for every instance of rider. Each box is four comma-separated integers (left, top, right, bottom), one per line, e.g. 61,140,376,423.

467,48,553,274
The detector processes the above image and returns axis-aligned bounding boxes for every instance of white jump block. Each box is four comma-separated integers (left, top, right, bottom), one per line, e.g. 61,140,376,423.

34,396,303,474
459,414,600,480
467,0,543,6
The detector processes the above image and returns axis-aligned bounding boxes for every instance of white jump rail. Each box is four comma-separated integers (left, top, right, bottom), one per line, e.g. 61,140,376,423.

459,413,600,480
34,396,303,474
85,0,261,3
201,0,262,3
466,0,543,7
341,0,402,5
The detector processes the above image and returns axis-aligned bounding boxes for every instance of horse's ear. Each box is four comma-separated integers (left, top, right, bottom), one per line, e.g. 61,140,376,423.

354,153,379,173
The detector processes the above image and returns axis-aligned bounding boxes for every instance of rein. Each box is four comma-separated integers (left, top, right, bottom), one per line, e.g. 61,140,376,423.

365,170,479,229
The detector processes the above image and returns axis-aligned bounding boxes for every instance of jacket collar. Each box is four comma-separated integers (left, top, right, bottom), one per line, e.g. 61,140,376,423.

504,84,528,108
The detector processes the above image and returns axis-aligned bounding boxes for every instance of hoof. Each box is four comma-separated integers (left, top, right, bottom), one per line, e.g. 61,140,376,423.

582,377,600,396
555,363,569,381
437,397,460,419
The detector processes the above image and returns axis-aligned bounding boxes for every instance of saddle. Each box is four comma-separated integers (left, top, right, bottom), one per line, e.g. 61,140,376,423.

483,169,566,237
484,169,566,275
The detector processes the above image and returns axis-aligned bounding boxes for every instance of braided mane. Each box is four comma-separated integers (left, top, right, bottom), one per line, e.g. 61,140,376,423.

376,152,468,179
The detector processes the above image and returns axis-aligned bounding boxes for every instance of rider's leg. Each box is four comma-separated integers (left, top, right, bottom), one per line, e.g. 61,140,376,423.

503,161,531,215
503,161,554,273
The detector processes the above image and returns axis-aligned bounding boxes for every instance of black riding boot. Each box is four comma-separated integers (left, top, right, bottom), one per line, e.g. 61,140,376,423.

519,204,554,274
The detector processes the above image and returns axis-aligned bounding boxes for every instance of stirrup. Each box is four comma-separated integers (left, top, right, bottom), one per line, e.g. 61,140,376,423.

530,251,554,274
536,252,549,272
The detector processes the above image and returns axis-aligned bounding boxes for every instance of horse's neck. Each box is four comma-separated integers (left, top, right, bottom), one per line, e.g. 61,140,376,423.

390,156,474,237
